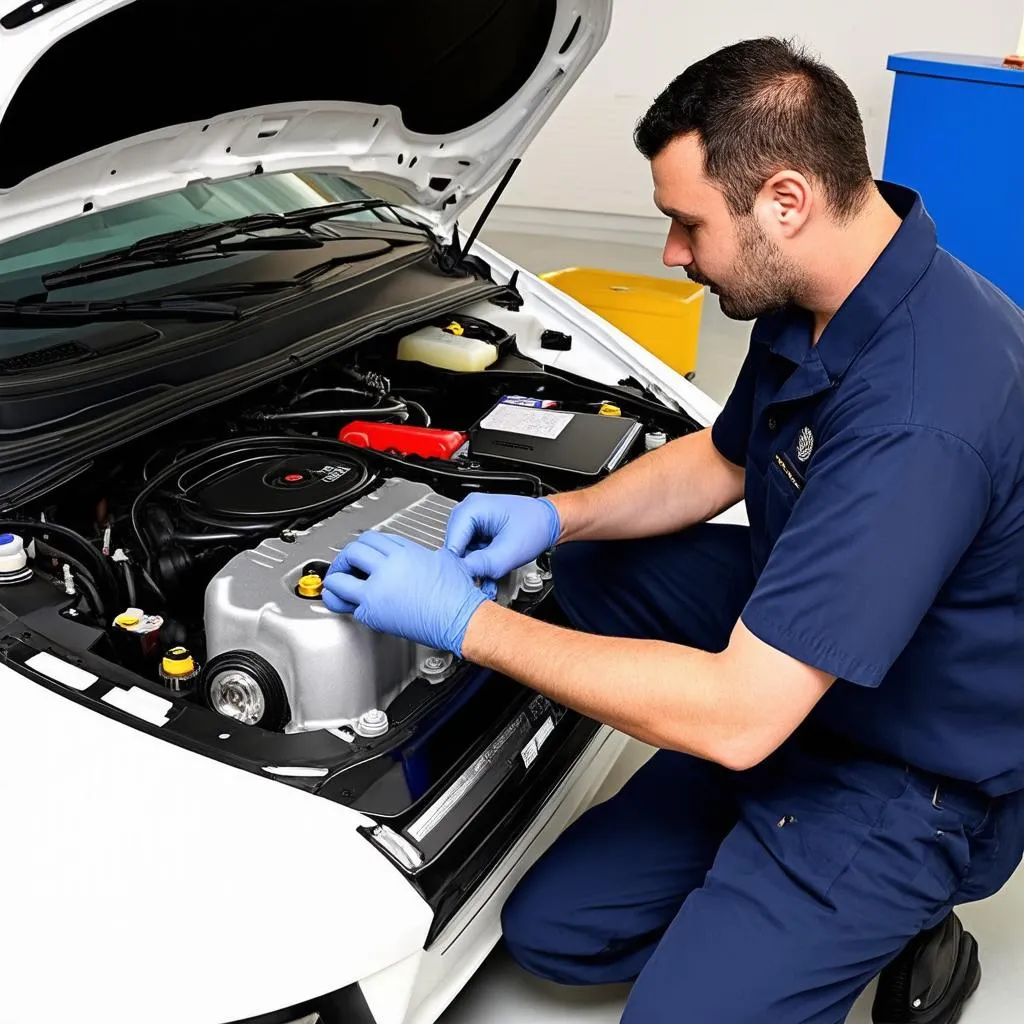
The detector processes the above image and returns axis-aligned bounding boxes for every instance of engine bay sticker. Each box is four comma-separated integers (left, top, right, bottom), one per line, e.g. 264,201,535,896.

521,716,555,769
479,404,573,440
407,715,526,842
25,651,97,692
102,685,172,727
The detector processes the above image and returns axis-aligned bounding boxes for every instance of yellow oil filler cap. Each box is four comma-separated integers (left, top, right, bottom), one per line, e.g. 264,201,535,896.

161,647,196,678
598,403,622,416
297,573,325,599
158,646,201,692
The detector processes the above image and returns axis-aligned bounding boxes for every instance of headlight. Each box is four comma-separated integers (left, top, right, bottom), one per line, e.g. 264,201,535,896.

209,669,266,725
201,650,289,731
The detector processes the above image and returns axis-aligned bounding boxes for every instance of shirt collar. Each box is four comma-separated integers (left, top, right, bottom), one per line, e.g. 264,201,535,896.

757,181,938,385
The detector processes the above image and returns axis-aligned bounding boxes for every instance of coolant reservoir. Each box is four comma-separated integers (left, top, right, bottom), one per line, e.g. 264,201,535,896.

397,324,498,372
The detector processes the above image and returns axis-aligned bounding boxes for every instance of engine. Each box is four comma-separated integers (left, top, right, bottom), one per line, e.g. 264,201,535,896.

203,477,536,735
0,307,687,746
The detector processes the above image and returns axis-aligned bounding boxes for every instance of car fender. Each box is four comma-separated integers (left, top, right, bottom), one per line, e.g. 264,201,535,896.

0,661,432,1024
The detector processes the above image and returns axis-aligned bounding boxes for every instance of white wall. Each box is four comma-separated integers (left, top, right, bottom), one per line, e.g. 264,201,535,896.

493,0,1022,226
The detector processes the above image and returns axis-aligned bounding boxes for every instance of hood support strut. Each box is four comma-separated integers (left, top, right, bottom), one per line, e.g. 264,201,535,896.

440,158,522,274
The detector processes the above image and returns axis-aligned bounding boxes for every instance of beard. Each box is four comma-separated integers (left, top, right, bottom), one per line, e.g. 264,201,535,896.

687,216,807,321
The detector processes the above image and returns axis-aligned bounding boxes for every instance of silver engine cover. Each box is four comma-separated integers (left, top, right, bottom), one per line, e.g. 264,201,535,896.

204,478,530,734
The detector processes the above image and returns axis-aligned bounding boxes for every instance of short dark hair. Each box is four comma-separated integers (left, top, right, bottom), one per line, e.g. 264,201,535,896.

634,37,873,220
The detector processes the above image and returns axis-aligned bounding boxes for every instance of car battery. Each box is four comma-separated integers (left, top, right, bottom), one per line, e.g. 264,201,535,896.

468,401,642,477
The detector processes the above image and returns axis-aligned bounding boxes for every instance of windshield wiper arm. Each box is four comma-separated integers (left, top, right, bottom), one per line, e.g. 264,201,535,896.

126,199,407,251
0,297,240,327
41,233,325,291
41,200,414,291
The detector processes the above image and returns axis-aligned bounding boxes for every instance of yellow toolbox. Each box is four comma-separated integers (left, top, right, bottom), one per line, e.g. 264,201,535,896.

540,267,704,378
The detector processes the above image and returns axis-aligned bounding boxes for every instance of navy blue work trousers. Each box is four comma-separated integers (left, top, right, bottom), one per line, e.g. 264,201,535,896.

500,525,1024,1024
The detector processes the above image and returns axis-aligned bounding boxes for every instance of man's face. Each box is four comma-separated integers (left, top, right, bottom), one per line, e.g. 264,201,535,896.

651,134,802,320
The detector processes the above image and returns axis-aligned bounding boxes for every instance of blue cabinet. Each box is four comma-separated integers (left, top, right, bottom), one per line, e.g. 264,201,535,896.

884,52,1024,308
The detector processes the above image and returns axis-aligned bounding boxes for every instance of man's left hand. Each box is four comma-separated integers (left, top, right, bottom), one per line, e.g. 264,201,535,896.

322,530,493,656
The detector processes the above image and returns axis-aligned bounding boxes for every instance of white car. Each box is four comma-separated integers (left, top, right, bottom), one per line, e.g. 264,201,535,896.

0,2,735,1022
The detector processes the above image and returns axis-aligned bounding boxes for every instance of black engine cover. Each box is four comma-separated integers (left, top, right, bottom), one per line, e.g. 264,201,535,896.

188,451,367,519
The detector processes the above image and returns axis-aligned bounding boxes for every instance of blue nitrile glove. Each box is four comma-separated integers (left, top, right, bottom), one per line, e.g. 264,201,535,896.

322,531,492,656
444,493,561,581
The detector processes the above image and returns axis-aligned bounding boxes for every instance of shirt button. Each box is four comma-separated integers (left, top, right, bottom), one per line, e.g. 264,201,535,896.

767,415,778,432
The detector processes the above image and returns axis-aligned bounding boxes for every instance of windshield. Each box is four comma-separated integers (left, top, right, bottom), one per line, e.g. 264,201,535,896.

0,171,405,301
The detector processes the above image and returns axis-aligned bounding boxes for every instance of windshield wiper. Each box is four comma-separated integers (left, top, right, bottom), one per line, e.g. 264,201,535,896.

0,297,240,327
41,232,324,291
41,200,414,291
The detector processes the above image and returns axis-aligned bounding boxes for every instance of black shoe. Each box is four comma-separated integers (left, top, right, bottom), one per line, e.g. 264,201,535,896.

872,912,981,1023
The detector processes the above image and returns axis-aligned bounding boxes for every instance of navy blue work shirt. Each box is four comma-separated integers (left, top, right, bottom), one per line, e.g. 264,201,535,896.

712,181,1024,797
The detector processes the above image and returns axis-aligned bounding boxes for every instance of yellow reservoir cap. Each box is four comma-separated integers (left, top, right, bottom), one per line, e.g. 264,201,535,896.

598,403,622,416
298,574,324,598
161,647,196,677
114,612,140,629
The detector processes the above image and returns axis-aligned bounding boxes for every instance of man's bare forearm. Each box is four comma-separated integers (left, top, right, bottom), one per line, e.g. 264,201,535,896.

461,600,832,772
549,427,744,544
463,600,736,761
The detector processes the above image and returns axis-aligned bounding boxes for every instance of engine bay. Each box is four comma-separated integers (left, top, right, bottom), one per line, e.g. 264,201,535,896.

0,302,699,761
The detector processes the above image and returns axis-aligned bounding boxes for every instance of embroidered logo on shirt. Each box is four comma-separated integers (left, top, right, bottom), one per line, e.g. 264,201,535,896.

796,426,815,463
774,452,805,491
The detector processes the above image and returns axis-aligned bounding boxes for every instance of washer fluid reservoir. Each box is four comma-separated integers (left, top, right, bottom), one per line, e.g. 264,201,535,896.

397,324,498,372
0,533,30,584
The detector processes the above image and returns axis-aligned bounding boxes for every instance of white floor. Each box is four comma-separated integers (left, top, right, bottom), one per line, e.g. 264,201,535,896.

433,227,1024,1023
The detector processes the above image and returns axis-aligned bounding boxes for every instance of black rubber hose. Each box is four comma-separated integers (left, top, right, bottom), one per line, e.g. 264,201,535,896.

130,436,375,566
0,520,121,609
35,540,106,623
138,565,168,604
257,400,409,421
291,386,382,404
73,572,105,623
121,561,138,606
174,506,288,532
171,530,251,543
403,400,431,427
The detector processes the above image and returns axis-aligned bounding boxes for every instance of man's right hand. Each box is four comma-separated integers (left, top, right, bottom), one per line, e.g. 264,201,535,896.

445,493,562,581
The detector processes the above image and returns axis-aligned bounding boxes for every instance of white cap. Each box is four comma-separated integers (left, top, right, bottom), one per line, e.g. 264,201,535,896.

0,533,28,575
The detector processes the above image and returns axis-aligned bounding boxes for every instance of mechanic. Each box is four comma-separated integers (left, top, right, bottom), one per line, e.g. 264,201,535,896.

322,38,1024,1024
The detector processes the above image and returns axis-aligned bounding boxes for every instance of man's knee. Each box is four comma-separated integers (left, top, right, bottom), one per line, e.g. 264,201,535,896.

499,818,655,987
500,858,599,985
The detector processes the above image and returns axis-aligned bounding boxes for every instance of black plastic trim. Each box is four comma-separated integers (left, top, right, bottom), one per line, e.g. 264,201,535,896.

1,0,78,30
422,710,600,942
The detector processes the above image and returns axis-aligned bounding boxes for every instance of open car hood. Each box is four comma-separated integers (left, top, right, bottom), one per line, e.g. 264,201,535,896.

0,0,611,246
